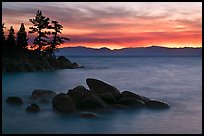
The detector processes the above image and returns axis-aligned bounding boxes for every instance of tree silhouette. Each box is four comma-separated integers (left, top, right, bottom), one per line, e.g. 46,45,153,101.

16,23,29,49
6,26,16,47
1,23,6,46
29,10,51,54
46,20,69,57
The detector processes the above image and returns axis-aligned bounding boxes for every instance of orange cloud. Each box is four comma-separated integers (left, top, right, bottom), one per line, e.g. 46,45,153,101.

2,2,202,49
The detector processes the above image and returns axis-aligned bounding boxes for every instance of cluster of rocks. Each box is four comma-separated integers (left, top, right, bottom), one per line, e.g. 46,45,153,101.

6,78,169,116
2,48,84,72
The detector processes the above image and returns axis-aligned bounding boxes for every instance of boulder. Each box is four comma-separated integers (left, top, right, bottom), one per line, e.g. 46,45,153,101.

98,92,117,105
86,78,121,99
52,93,77,113
146,100,170,109
118,97,145,107
80,92,107,110
26,103,40,112
31,89,57,99
67,86,88,101
6,96,23,104
121,91,151,103
57,56,73,68
67,86,89,108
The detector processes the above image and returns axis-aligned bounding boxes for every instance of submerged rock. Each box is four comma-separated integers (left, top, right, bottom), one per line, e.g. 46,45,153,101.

86,78,121,99
31,89,57,99
52,93,77,113
146,100,170,109
6,96,23,105
26,103,40,112
79,112,98,118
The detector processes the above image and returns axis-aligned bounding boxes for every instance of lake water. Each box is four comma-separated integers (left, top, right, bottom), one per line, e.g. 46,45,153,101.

2,56,202,134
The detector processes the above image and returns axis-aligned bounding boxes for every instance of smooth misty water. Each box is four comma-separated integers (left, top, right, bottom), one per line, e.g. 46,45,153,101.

2,56,202,134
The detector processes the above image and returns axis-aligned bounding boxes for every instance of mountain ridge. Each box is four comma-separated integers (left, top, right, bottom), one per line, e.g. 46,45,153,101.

56,45,202,56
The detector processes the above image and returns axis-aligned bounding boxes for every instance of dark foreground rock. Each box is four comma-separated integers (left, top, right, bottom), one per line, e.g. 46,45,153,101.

28,78,170,114
6,96,23,105
86,78,121,99
26,103,40,112
52,93,77,113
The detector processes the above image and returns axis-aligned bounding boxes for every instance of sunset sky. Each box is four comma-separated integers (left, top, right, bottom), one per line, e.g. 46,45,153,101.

2,2,202,49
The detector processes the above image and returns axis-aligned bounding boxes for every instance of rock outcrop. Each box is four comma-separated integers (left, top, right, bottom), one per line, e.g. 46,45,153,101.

51,78,170,113
2,48,84,72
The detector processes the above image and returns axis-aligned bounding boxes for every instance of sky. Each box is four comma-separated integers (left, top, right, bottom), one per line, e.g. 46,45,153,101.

2,2,202,49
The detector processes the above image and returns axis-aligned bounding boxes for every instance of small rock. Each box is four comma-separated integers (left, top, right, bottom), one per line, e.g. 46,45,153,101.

31,89,57,99
26,103,40,112
6,96,23,105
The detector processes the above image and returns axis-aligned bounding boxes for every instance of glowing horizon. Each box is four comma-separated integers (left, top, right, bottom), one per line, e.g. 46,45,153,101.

2,2,202,49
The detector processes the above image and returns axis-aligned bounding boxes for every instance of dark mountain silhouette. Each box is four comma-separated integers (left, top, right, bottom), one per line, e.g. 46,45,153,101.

56,45,202,57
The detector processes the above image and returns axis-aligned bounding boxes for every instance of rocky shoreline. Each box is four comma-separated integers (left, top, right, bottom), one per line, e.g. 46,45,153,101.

2,48,84,72
6,78,170,118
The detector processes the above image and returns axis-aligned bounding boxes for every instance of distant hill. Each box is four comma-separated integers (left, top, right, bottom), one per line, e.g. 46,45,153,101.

56,46,202,57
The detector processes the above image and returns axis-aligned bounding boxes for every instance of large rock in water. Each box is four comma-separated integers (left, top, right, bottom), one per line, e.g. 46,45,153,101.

67,86,88,101
86,78,121,99
67,86,89,108
118,97,145,107
146,100,170,109
52,93,77,113
80,92,107,110
98,92,117,105
6,96,23,105
121,91,151,103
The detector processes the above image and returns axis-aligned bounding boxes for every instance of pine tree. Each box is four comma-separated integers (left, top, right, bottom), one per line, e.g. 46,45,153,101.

1,23,6,45
6,26,16,47
16,23,29,49
46,20,69,57
29,10,51,54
